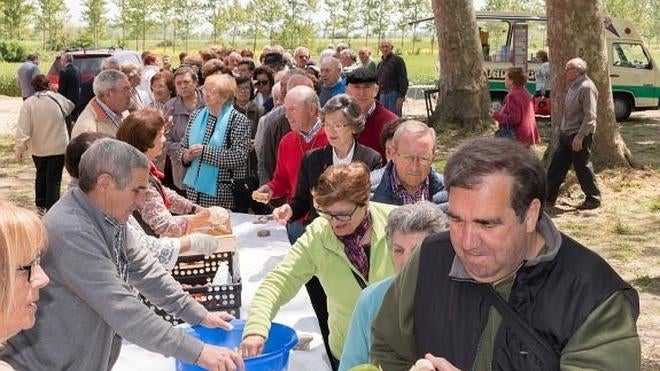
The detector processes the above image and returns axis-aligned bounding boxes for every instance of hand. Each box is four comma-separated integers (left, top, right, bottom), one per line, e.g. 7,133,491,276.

423,353,462,371
240,334,265,357
14,150,23,163
188,233,218,256
196,345,244,371
184,144,204,163
571,136,583,152
200,311,235,331
395,97,405,111
272,204,292,225
252,185,273,204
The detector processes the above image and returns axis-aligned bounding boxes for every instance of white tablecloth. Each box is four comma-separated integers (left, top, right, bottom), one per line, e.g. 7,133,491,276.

114,213,333,370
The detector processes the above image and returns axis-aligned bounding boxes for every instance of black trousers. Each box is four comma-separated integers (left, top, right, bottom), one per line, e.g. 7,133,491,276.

546,133,601,205
32,154,65,210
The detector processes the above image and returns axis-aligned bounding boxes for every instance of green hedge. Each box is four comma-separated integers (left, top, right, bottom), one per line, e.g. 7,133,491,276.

0,41,26,63
0,63,20,97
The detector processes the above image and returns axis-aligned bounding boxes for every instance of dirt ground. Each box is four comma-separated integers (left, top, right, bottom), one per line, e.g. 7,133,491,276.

0,95,658,369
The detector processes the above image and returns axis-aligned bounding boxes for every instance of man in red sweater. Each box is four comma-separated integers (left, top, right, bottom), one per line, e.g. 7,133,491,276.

254,85,328,205
346,67,398,162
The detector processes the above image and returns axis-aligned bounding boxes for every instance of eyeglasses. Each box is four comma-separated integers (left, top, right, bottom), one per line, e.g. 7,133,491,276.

315,204,361,222
254,80,269,86
396,152,433,166
323,122,352,131
17,254,41,282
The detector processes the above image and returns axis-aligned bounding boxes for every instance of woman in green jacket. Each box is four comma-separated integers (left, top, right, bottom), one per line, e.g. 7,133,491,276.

241,163,396,370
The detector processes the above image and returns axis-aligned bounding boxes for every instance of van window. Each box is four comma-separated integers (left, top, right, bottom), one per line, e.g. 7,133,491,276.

612,43,651,69
527,21,547,62
478,20,510,62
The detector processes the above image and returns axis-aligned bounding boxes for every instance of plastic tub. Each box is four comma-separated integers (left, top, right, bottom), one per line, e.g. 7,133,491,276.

176,320,298,371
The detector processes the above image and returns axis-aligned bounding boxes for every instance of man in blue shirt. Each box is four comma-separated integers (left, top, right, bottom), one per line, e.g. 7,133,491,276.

319,57,346,106
339,201,447,370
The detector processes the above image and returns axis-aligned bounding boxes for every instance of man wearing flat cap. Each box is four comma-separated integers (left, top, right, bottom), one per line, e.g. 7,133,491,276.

346,67,398,160
263,52,286,73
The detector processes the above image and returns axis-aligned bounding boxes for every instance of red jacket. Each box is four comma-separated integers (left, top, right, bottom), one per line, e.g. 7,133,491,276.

358,103,398,161
267,129,328,202
493,86,540,146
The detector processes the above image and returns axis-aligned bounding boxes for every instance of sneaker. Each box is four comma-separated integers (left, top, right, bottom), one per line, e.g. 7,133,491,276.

576,199,601,210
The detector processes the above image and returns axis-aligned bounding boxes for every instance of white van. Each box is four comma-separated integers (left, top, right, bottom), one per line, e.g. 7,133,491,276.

421,12,660,121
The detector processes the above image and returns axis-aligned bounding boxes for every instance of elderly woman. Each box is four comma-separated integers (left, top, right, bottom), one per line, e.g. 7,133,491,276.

490,67,540,147
241,163,396,370
252,66,274,112
339,201,448,370
0,201,50,365
273,94,381,229
121,61,151,111
14,75,74,213
116,108,224,237
179,74,251,210
149,71,175,113
64,132,220,269
163,67,204,195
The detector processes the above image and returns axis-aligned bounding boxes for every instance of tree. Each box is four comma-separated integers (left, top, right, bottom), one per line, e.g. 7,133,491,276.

482,0,544,13
1,0,32,40
323,0,343,41
401,0,432,53
172,0,202,51
249,0,284,44
546,0,632,167
431,0,491,129
34,0,67,50
81,0,106,48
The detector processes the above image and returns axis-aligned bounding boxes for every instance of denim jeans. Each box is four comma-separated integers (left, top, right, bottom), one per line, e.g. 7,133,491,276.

380,90,403,117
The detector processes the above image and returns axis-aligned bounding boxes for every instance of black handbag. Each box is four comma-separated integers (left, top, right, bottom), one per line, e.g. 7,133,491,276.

230,174,259,213
494,117,516,140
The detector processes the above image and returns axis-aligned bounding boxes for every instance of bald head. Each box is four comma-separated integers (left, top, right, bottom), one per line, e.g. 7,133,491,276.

287,75,314,91
284,85,320,132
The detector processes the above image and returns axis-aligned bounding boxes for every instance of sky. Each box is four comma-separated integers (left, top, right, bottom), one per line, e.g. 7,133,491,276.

64,0,486,27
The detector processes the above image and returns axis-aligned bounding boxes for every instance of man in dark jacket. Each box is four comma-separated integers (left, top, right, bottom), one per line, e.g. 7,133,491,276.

371,120,447,210
58,52,81,122
370,138,640,370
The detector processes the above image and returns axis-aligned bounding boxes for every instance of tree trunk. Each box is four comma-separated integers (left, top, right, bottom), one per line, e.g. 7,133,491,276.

546,0,632,168
431,0,491,129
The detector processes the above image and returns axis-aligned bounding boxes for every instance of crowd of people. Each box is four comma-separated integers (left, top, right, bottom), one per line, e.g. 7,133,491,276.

1,39,636,371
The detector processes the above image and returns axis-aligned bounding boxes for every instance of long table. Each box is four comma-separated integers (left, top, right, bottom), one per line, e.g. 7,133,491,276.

114,213,333,370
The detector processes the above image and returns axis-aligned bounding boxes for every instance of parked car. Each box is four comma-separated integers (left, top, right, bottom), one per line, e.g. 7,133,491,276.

47,48,142,91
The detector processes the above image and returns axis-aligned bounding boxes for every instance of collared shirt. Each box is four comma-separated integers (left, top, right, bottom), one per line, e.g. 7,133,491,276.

96,99,124,128
561,74,598,139
300,119,323,143
390,166,429,203
364,102,376,119
332,140,356,165
103,215,130,282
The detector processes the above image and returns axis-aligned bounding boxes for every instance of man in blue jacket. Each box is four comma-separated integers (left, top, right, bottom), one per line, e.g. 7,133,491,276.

371,120,447,210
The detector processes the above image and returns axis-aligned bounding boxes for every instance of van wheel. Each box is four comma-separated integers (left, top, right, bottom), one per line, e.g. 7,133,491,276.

613,94,632,122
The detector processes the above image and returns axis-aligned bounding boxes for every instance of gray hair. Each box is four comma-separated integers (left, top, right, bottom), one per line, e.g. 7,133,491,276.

120,61,143,78
339,49,356,63
61,52,74,64
385,201,448,246
287,85,320,112
93,69,128,97
294,46,310,57
392,120,436,149
319,49,335,63
78,138,148,193
101,57,120,71
567,57,587,73
321,57,342,71
320,94,365,135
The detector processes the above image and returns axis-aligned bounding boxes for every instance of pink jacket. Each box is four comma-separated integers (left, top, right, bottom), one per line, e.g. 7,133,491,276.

494,86,540,146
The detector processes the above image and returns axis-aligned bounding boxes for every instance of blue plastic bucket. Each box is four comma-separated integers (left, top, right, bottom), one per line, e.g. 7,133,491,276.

176,320,298,371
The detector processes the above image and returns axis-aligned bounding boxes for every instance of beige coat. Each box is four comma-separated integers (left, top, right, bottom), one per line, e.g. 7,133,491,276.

15,91,74,157
71,98,126,139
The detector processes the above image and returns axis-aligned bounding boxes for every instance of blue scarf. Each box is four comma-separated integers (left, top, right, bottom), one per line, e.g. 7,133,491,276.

183,105,233,196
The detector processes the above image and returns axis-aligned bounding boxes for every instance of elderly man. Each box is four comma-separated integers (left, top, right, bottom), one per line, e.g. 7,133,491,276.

371,120,447,208
546,57,602,210
58,52,81,122
371,138,640,370
358,47,377,73
77,57,121,117
161,55,173,72
346,67,398,160
319,57,346,106
72,69,131,139
17,52,40,100
293,46,311,69
2,138,243,371
340,201,447,370
377,39,408,117
254,85,328,205
339,49,359,75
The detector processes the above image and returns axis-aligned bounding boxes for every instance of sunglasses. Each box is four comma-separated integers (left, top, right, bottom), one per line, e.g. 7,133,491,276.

17,254,41,282
255,80,270,86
